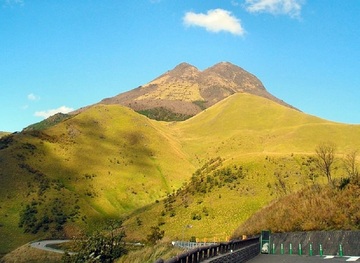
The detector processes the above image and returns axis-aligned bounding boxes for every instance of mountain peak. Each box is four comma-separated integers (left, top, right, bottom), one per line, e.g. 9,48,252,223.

174,62,197,70
166,62,199,78
98,62,298,121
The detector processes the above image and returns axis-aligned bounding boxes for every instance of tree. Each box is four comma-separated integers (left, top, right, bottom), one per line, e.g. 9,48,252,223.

315,142,336,185
343,150,359,180
63,219,127,263
146,226,164,244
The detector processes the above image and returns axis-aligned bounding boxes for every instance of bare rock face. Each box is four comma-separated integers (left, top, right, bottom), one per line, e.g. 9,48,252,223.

98,62,297,121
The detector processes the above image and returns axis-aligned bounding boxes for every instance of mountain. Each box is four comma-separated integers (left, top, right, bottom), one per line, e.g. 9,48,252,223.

97,62,297,121
1,63,360,258
119,94,360,242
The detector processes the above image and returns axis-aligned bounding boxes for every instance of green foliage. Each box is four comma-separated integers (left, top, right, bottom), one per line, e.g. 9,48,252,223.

0,134,13,149
23,113,72,131
137,107,193,121
146,226,165,244
183,157,246,195
18,204,38,233
192,100,207,110
63,220,127,263
18,196,79,234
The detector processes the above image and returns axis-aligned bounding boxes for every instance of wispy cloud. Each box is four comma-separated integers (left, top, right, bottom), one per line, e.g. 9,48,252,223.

183,9,245,36
27,93,40,101
34,106,74,119
244,0,304,18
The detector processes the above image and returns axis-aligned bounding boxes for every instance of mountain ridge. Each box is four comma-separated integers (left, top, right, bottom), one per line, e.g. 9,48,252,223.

96,62,298,121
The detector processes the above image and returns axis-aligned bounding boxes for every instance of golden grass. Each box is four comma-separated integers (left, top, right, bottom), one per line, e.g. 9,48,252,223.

1,243,62,263
115,241,184,263
232,180,360,237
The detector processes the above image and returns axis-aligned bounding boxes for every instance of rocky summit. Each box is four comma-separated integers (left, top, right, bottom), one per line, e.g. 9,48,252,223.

98,62,297,121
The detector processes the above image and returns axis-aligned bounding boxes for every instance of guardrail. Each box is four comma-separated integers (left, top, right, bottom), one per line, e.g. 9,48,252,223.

155,237,259,263
172,241,218,250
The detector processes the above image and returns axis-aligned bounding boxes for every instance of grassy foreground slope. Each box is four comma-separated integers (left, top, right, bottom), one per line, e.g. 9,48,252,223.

232,179,360,237
0,105,193,255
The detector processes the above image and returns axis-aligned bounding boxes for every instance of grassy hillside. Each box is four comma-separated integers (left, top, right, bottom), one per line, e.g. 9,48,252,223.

0,132,11,138
173,93,360,159
0,105,193,256
232,178,360,237
1,93,360,258
23,113,72,131
121,94,360,243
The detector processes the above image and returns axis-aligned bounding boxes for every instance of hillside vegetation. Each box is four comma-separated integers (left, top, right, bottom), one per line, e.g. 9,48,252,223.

1,93,360,259
0,132,11,138
232,178,360,237
0,105,193,256
119,94,360,243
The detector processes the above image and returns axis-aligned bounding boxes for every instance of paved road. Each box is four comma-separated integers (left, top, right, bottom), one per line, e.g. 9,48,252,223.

30,240,73,254
248,254,360,263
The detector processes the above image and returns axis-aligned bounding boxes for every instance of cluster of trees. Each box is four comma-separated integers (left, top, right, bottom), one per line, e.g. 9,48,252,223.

137,107,192,122
18,197,79,234
157,157,247,222
185,157,246,195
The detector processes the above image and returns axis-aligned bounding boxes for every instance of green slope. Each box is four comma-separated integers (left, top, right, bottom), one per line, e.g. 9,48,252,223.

0,104,193,255
173,93,360,159
1,93,360,256
120,93,360,243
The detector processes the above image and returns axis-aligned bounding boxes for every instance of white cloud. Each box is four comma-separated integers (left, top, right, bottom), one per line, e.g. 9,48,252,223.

34,106,74,119
183,9,245,36
245,0,304,18
27,93,40,101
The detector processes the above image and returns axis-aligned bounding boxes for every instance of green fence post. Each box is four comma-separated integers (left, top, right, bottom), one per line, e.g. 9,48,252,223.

272,243,275,254
298,243,302,256
339,244,343,257
289,243,292,255
319,244,323,256
309,243,313,256
281,244,284,255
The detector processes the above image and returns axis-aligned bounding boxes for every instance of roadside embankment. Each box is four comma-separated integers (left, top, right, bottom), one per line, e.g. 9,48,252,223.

270,231,360,256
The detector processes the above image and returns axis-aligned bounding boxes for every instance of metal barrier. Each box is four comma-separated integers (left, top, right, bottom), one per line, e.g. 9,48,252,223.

172,241,218,250
155,237,259,263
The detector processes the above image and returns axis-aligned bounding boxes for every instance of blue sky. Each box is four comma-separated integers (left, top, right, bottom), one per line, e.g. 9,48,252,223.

1,0,360,132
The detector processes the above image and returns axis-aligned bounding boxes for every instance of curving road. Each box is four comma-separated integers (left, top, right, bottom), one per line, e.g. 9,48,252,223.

30,240,75,254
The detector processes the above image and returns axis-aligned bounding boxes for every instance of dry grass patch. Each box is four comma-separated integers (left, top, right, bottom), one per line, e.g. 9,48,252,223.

2,244,62,263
